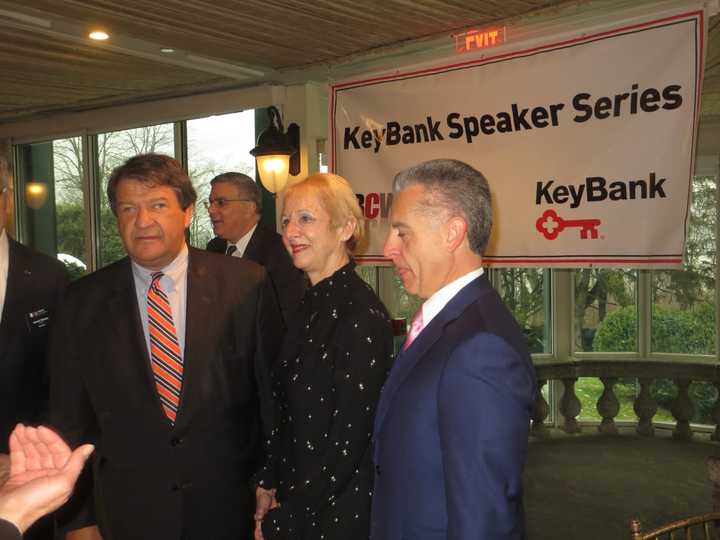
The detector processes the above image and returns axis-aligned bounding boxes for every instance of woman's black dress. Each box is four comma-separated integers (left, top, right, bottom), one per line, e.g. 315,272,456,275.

259,262,394,540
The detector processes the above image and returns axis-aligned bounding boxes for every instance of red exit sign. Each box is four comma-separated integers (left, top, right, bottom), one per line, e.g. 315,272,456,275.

453,27,506,53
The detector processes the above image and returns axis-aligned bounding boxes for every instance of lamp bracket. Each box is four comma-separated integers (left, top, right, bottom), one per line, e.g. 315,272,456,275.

287,123,300,176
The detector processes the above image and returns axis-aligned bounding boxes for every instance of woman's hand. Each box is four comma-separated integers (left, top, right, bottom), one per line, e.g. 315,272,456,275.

254,486,278,540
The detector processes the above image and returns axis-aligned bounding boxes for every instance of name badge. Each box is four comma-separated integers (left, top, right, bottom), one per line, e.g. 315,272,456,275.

25,308,50,333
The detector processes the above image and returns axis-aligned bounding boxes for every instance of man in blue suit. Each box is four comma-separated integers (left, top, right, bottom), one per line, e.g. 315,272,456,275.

371,159,536,540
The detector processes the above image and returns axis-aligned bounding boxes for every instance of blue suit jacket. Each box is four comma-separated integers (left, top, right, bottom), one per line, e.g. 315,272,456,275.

371,274,535,540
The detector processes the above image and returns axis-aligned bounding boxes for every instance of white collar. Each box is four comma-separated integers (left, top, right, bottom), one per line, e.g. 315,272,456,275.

421,267,484,328
229,223,258,257
131,243,189,292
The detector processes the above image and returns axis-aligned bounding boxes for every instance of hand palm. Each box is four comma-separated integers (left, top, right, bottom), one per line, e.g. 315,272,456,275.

6,427,74,491
0,424,94,533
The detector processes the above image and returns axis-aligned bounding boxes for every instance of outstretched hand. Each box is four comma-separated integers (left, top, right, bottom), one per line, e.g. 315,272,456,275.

0,424,94,533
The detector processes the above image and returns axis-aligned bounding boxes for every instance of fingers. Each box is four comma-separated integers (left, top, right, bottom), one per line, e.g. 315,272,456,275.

254,520,264,540
25,427,55,471
62,445,94,485
7,424,90,484
8,423,25,450
254,487,275,521
36,425,72,469
19,426,44,471
8,424,28,477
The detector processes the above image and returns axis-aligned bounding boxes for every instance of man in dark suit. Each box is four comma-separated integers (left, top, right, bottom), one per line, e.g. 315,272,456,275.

371,159,536,539
0,159,68,540
205,172,305,323
48,154,282,540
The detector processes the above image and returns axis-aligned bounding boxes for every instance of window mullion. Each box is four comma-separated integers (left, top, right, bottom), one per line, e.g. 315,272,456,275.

716,155,720,362
638,269,651,359
83,133,99,273
554,268,572,362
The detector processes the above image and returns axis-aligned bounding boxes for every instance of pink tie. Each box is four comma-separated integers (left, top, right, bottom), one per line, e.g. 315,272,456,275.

402,309,424,352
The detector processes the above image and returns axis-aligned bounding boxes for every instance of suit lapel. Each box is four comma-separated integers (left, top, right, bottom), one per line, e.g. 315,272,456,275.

0,240,25,361
373,275,488,436
107,260,161,409
373,312,444,435
243,225,262,262
175,248,216,428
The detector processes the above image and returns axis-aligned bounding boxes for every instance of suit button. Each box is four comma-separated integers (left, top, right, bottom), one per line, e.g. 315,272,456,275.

170,437,183,447
375,465,381,476
172,482,192,491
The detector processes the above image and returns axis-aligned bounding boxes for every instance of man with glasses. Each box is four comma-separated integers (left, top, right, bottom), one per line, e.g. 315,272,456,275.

206,172,305,323
0,156,68,540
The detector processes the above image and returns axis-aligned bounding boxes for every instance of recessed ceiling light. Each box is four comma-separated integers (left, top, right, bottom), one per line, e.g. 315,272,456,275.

88,30,109,41
160,48,175,54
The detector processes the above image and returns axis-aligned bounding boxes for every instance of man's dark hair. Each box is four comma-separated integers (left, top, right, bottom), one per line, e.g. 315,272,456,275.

107,153,197,215
393,159,492,255
210,172,262,215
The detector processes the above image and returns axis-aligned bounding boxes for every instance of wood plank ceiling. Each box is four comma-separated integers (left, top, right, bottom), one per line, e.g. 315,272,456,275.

0,0,718,124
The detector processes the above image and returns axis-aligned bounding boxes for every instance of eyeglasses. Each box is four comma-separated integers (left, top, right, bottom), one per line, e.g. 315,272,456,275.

203,197,252,210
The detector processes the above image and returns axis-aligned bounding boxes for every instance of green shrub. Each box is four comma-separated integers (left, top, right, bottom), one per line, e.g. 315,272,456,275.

592,304,717,423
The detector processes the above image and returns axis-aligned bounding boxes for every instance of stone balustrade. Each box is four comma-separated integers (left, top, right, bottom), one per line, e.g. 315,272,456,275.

533,361,720,440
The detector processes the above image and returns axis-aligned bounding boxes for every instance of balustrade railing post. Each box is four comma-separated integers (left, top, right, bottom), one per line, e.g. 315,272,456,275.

560,377,581,434
671,378,694,440
711,381,720,442
597,377,619,434
634,377,657,437
531,379,550,437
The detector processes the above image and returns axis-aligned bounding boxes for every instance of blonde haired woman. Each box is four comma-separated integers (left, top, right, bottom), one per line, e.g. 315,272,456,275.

255,174,393,540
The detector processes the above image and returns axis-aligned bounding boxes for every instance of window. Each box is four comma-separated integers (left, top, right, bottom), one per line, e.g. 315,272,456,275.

573,269,637,352
186,111,256,248
96,124,175,267
494,268,551,354
14,112,261,272
15,138,88,279
651,174,717,355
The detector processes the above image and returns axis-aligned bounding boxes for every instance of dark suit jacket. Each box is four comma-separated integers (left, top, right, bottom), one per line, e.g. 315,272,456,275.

371,274,536,540
0,238,67,452
207,224,305,324
0,519,20,540
48,247,282,540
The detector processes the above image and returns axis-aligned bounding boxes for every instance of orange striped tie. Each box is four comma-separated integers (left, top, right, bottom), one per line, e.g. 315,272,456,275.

148,272,183,424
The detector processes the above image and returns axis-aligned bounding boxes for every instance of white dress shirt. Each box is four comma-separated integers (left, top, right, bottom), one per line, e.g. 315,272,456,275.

131,244,188,359
420,267,485,330
0,229,9,327
227,223,258,258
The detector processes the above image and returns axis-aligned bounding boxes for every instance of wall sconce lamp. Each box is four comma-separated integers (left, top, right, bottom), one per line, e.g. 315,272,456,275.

250,106,300,194
25,182,48,210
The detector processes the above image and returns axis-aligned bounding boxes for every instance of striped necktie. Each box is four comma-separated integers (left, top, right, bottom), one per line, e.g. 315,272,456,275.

225,244,237,256
147,272,183,424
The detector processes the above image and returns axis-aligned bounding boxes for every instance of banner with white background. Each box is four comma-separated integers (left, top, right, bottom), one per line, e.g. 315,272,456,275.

331,8,705,267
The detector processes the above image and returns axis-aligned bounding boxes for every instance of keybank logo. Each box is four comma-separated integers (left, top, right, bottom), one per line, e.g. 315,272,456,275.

534,172,668,240
536,209,601,240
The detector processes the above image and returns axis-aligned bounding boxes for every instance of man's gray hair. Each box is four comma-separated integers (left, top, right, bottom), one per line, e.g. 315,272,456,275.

210,172,262,214
393,159,492,255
